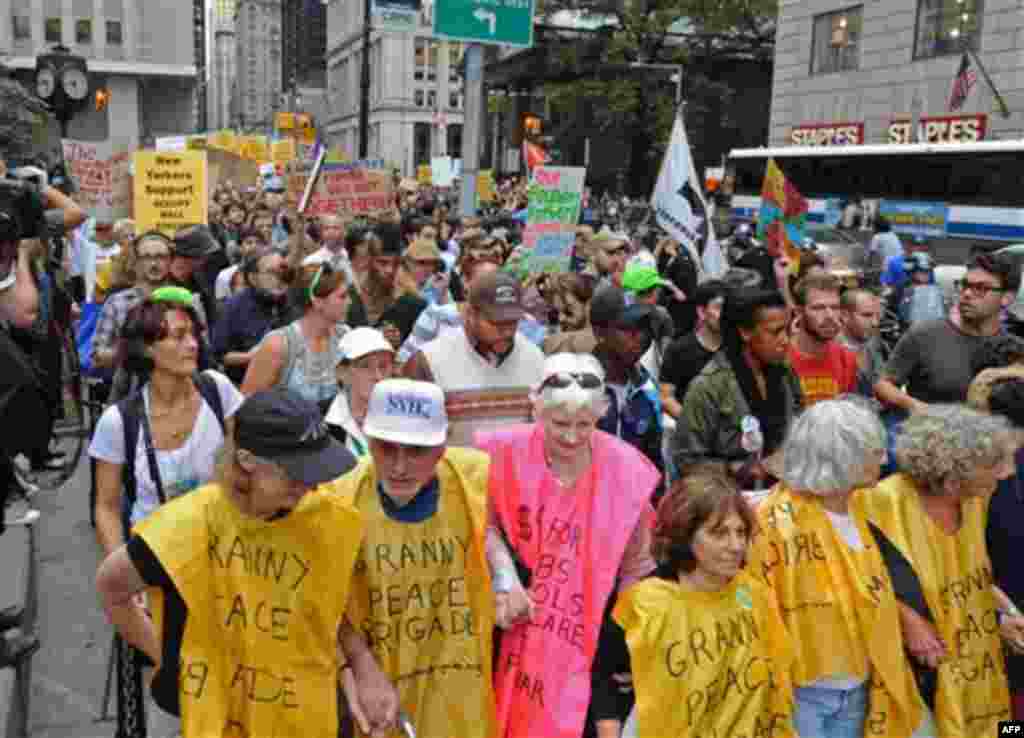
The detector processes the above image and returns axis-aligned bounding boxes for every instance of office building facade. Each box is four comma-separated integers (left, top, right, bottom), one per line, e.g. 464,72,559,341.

235,0,283,131
209,0,237,130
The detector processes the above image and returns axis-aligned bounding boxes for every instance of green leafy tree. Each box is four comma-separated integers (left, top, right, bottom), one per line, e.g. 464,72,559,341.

537,0,776,195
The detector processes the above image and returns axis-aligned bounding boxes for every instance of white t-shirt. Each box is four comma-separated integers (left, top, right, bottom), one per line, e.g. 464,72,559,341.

88,371,244,524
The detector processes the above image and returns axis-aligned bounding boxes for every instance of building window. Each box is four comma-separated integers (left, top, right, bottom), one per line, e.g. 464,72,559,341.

447,124,462,157
414,121,431,164
449,43,463,82
449,90,462,109
915,0,983,59
106,20,122,44
76,19,92,44
414,38,439,83
45,17,62,43
12,16,30,40
427,90,437,109
414,89,425,107
810,7,862,75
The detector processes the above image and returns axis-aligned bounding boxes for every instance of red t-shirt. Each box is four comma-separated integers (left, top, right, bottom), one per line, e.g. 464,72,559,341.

788,341,858,406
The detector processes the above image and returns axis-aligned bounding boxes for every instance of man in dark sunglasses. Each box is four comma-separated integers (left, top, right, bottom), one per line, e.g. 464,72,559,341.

877,252,1020,416
589,285,664,477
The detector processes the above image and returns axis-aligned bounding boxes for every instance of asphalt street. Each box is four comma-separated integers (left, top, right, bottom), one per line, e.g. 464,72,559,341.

24,459,115,737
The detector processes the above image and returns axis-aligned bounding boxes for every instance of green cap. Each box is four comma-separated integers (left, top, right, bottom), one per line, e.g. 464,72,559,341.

622,265,667,294
150,286,195,308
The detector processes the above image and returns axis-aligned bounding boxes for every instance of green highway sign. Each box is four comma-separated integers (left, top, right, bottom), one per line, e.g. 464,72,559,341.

433,0,535,48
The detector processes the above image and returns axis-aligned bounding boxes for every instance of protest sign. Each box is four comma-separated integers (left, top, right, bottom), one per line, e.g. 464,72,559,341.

239,135,269,164
417,164,432,185
62,140,132,221
134,150,208,236
431,156,454,187
285,159,393,217
155,136,188,152
206,149,261,193
272,138,297,165
524,166,585,273
477,169,495,203
209,130,239,154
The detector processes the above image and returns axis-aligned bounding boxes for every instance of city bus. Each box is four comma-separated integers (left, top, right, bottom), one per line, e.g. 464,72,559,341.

724,140,1024,263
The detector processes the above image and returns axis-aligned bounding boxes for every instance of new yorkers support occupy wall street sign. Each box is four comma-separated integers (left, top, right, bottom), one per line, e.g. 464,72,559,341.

433,0,534,47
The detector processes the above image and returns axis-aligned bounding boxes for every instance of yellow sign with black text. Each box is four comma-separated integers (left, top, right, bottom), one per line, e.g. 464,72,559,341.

133,150,208,236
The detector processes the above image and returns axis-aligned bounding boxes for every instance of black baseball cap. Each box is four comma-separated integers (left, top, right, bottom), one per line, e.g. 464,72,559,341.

235,390,356,486
172,224,220,259
589,285,653,328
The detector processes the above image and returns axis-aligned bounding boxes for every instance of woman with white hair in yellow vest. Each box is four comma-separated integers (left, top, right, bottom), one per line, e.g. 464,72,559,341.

748,397,929,738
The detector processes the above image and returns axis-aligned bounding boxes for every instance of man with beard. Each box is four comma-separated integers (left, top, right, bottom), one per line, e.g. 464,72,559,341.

876,253,1020,412
788,274,858,407
402,270,544,445
347,223,427,349
840,288,884,397
212,247,292,385
170,224,220,324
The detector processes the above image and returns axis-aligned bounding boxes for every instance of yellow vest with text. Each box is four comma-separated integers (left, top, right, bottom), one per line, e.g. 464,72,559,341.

135,483,364,738
748,487,924,738
613,572,796,738
325,448,496,738
853,474,1010,738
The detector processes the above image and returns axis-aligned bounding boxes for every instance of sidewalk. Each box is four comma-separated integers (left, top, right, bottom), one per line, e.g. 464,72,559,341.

0,512,35,738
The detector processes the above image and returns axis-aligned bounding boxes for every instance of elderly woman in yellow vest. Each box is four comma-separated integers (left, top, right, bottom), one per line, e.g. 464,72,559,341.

854,404,1020,738
326,379,496,738
747,397,928,738
612,469,796,738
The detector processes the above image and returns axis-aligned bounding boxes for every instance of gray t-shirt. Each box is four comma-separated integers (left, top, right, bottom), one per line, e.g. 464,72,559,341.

883,319,990,404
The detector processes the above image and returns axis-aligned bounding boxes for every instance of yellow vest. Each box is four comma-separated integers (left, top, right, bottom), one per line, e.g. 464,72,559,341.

325,448,496,738
134,483,364,737
748,487,924,738
613,572,796,738
854,474,1010,738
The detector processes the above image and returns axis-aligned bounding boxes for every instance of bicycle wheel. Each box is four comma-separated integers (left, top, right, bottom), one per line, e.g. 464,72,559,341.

14,323,89,492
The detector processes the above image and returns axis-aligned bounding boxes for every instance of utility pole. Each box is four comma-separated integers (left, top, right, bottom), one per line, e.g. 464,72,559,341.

358,0,372,158
458,44,483,217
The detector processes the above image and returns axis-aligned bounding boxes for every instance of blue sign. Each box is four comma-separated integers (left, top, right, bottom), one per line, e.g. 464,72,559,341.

878,200,948,238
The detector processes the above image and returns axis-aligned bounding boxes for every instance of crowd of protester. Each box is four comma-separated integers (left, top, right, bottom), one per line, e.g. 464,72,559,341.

40,172,1024,737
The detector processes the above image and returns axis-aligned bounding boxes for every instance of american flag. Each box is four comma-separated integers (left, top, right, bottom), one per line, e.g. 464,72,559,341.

948,52,977,111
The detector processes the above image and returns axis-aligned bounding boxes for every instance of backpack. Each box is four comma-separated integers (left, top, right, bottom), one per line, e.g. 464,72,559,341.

115,371,225,537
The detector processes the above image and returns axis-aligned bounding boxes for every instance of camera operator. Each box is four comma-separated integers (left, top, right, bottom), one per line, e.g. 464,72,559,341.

0,161,84,667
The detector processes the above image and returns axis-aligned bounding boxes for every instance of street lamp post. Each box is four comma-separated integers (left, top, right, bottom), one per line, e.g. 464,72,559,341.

628,61,684,108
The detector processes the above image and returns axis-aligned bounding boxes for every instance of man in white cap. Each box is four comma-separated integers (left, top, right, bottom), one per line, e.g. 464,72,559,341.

328,379,496,738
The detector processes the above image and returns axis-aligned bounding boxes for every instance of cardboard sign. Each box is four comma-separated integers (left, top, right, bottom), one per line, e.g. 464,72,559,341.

134,151,208,236
62,140,132,221
285,159,393,217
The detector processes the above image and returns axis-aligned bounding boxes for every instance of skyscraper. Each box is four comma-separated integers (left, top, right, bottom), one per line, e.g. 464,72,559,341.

235,0,283,130
193,0,207,129
209,0,238,129
282,0,327,91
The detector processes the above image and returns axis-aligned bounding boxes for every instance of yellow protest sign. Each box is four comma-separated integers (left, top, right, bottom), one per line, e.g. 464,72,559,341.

133,150,208,236
326,146,349,163
275,112,296,131
299,127,317,146
239,135,269,163
477,169,495,202
209,130,238,154
272,138,297,164
186,135,208,150
417,164,432,184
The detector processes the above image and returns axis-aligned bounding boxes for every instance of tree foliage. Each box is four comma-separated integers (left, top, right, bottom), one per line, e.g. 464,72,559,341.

536,0,776,194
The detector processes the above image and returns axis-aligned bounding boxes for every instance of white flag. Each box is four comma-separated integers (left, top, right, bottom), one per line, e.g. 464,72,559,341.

650,112,708,275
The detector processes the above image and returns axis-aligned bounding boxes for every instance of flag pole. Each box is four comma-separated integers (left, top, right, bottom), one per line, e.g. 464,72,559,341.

966,47,1011,118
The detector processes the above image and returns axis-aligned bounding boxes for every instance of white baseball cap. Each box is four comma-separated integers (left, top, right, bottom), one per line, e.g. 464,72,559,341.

363,379,447,447
339,327,394,362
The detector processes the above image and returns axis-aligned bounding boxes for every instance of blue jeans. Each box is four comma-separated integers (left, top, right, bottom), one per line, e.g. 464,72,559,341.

793,683,868,738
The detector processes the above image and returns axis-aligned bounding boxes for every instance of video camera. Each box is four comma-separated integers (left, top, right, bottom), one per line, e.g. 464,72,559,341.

0,166,65,245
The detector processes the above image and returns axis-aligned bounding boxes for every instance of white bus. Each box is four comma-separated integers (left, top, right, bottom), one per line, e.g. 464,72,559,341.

725,140,1024,251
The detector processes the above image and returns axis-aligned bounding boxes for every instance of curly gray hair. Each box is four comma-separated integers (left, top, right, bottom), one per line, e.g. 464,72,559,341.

782,397,886,495
895,404,1014,490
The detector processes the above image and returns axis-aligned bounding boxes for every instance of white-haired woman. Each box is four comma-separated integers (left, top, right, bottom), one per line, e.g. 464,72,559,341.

475,353,661,738
748,397,928,738
324,326,395,457
854,404,1022,737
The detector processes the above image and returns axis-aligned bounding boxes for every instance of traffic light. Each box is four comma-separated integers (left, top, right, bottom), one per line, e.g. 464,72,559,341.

95,87,110,111
522,113,542,138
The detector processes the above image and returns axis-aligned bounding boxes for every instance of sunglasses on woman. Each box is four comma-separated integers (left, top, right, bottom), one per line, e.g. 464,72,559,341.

540,371,604,391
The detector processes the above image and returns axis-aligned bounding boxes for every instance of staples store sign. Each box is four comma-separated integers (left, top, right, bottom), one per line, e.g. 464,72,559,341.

888,114,987,144
790,122,865,146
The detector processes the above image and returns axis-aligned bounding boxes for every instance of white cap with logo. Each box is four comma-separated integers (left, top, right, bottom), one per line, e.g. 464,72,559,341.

339,326,395,362
363,379,447,447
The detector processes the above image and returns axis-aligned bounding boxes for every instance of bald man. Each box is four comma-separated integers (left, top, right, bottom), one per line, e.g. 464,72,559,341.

302,214,356,285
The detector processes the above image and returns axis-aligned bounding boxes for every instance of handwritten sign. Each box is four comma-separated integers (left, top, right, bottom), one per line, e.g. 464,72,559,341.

418,164,432,185
477,169,495,203
285,159,393,217
431,156,454,187
62,140,132,221
239,135,270,164
272,138,297,165
133,151,208,236
524,166,586,273
209,130,239,154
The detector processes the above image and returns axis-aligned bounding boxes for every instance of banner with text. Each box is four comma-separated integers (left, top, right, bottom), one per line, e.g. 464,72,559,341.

285,159,393,217
524,166,585,273
62,140,133,222
134,151,208,236
878,200,948,238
